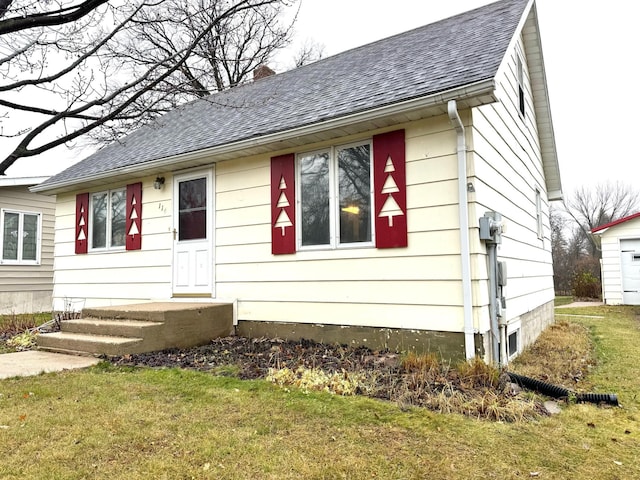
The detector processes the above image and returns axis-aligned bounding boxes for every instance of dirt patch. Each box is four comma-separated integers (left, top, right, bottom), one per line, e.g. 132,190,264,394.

111,337,393,380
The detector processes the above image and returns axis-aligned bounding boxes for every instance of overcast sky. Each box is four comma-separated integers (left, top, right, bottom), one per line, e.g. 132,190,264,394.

276,0,640,199
4,0,639,200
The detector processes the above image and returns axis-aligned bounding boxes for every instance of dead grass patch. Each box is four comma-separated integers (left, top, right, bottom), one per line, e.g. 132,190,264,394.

510,320,596,390
0,313,50,353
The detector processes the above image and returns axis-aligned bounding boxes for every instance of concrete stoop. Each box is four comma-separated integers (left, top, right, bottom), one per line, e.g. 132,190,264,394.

37,302,234,357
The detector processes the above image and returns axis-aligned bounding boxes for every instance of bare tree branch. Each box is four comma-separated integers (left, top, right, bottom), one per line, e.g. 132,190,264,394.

0,0,299,175
563,181,640,257
0,3,143,92
0,0,110,35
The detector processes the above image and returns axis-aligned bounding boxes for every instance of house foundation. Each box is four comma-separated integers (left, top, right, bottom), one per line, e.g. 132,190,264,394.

237,321,484,362
518,300,555,350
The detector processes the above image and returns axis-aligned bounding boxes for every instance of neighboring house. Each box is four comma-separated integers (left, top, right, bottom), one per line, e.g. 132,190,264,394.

0,176,55,314
592,213,640,305
33,0,562,363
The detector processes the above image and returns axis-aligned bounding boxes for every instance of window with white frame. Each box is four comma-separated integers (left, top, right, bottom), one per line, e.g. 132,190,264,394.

535,188,543,239
298,141,373,249
1,209,41,264
90,188,126,250
517,54,525,117
508,329,519,358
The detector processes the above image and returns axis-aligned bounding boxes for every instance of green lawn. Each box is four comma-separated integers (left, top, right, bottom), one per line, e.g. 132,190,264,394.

1,306,639,479
554,295,574,306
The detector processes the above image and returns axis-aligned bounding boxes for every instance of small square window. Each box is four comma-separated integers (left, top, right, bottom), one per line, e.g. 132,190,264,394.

508,330,519,357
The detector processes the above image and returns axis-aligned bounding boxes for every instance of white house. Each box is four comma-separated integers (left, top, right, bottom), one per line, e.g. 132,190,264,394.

33,0,562,363
0,176,55,314
592,213,640,305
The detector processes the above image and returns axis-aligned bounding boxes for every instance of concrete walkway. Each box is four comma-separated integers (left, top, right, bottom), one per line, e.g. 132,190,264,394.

0,351,99,380
555,301,604,309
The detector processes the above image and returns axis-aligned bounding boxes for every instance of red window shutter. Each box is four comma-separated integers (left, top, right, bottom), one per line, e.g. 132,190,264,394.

271,153,296,254
75,193,89,254
126,182,143,251
373,129,407,248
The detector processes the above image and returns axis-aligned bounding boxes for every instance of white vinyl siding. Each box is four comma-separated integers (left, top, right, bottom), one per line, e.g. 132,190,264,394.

470,33,554,348
51,177,173,310
215,115,466,333
0,186,55,314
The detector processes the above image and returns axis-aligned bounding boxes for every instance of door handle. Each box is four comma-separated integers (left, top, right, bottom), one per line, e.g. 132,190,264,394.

172,228,177,240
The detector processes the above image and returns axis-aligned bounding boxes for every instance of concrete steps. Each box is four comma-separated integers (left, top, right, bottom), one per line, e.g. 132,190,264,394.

37,331,144,356
37,302,233,357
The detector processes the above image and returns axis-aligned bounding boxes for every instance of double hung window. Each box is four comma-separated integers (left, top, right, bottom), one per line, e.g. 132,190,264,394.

90,189,126,250
535,188,543,239
298,141,373,249
517,54,525,117
1,209,41,264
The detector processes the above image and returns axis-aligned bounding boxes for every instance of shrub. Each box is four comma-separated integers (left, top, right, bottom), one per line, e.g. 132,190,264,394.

571,271,601,299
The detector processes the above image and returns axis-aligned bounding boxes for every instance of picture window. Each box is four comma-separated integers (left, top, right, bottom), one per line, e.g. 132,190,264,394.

298,141,373,249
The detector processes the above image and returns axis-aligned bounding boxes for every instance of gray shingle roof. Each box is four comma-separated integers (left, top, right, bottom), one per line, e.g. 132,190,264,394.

44,0,528,187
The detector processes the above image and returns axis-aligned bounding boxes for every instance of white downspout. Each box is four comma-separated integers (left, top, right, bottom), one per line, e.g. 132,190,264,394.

448,100,475,361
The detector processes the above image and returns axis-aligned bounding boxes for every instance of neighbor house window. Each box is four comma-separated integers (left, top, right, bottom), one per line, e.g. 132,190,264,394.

90,188,126,250
517,54,525,117
1,209,41,265
298,142,373,249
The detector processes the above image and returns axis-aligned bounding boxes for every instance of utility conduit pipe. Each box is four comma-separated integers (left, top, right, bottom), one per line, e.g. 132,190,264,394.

448,99,475,361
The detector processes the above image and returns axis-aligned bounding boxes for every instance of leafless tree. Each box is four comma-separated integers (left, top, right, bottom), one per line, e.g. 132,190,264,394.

0,0,298,175
563,181,640,257
292,39,324,68
550,205,571,294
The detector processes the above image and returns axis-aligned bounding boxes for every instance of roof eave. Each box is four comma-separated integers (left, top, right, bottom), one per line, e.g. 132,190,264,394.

524,2,563,198
0,176,50,188
32,79,497,195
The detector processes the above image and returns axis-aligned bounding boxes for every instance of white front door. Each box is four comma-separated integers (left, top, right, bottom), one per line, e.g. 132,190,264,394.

172,169,214,297
620,238,640,305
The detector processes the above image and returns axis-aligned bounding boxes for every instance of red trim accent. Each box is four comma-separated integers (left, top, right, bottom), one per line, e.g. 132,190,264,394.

126,182,143,250
592,212,640,233
373,129,407,248
75,193,89,254
271,153,296,254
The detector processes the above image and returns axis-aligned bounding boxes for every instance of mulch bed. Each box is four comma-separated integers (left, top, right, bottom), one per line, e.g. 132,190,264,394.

110,336,399,381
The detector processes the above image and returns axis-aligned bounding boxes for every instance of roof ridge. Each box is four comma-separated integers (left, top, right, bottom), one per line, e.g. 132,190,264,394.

38,0,531,191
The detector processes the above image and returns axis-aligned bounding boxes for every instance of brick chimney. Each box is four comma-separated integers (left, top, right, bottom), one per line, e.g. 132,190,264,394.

253,64,276,81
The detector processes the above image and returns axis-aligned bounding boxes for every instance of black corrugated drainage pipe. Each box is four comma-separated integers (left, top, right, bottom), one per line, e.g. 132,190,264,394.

575,393,619,406
507,372,619,406
507,372,570,398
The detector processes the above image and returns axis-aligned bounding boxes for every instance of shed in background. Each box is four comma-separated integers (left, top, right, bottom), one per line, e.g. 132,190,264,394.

592,213,640,305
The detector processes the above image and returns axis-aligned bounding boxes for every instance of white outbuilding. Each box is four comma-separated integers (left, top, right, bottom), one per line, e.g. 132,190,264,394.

592,213,640,305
